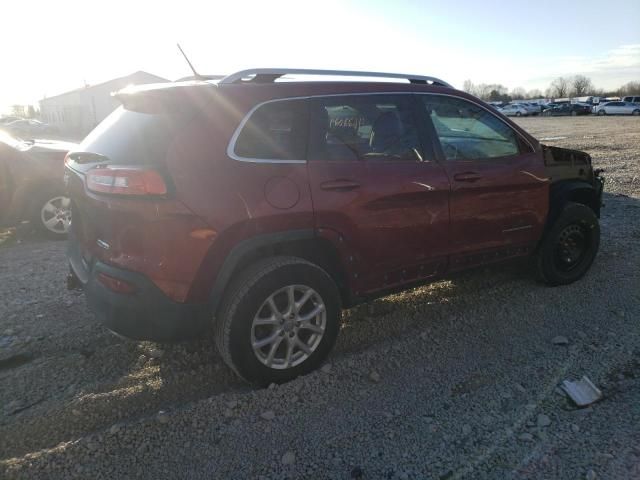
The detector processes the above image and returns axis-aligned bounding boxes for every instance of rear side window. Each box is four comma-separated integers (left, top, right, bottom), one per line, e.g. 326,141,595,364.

233,99,308,161
79,106,190,165
308,95,424,162
422,95,531,161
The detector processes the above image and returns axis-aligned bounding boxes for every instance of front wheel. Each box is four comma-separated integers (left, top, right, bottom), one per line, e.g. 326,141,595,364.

632,109,640,116
515,111,521,117
215,256,341,385
571,110,577,116
598,109,606,116
534,202,600,286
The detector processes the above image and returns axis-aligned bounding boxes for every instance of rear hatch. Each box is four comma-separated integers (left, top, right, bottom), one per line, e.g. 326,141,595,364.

65,90,216,302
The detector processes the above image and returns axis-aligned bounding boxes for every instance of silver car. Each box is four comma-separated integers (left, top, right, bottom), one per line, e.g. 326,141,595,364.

499,104,529,117
593,101,640,116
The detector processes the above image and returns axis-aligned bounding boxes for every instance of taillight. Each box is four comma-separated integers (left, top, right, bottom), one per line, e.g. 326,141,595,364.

86,167,167,196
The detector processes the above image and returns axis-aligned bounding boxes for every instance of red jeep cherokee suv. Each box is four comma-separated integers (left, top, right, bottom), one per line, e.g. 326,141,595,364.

65,69,604,385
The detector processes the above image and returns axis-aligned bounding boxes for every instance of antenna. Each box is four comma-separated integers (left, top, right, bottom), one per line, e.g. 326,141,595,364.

177,43,202,80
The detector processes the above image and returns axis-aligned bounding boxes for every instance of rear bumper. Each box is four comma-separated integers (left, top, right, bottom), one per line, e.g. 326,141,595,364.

68,238,210,342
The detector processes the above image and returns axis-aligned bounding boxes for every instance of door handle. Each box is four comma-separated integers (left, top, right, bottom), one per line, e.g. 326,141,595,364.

320,180,361,191
453,172,482,182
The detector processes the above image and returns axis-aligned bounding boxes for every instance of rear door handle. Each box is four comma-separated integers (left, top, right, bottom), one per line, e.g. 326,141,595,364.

320,180,361,191
453,172,482,182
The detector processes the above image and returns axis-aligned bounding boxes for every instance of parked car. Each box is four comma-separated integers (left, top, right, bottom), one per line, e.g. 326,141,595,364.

499,104,529,116
0,132,75,237
542,103,592,116
0,116,21,125
622,96,640,104
65,68,604,385
593,101,640,116
518,103,542,115
2,119,57,138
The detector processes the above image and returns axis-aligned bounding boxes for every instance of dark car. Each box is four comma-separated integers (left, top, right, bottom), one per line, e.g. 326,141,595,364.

65,68,604,385
2,119,57,137
542,103,591,116
0,132,76,237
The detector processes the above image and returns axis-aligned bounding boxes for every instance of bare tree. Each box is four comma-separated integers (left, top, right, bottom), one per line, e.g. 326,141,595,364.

463,79,476,95
549,77,569,98
527,88,542,99
618,81,640,96
511,87,527,99
571,75,593,96
475,84,492,100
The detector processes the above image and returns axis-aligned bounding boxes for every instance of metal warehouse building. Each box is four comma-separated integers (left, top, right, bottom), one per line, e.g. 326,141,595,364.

39,71,168,138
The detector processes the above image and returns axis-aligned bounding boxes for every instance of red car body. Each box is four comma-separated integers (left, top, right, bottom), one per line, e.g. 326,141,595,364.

65,77,603,346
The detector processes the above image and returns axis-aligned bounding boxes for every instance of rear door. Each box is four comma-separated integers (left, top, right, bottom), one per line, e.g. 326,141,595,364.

419,94,548,270
307,93,450,294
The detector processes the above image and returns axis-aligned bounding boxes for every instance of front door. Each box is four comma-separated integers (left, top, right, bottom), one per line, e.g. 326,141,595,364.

419,94,549,270
306,94,450,295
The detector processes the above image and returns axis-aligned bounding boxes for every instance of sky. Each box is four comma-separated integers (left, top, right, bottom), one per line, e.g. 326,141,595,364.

2,0,639,112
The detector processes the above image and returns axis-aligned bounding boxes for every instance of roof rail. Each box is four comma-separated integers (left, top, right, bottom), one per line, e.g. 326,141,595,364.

219,68,452,88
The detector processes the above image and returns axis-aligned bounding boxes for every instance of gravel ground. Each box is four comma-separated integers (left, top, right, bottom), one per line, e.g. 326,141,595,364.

1,116,639,479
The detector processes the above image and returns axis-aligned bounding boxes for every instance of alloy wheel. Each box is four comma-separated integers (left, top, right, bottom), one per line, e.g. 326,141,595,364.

251,285,326,370
40,196,71,234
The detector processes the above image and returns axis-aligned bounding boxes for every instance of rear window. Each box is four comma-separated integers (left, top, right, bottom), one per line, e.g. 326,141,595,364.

232,99,308,161
77,106,191,165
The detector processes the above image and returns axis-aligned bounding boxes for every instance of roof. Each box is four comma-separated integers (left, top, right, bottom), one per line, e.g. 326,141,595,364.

40,71,170,103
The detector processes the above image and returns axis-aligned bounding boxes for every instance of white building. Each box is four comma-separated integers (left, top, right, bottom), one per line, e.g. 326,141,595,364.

39,71,168,137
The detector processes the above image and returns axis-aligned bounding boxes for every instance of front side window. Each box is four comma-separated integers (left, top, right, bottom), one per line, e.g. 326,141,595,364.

233,99,307,161
308,95,423,162
423,95,530,161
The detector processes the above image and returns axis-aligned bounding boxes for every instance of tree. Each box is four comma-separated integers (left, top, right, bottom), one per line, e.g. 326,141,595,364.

549,77,569,98
571,75,593,97
463,79,476,95
527,88,542,99
511,87,527,100
618,81,640,96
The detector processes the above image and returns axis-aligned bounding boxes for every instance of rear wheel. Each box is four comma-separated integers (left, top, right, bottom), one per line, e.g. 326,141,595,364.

534,202,600,286
571,110,577,116
598,109,606,116
633,109,640,116
215,256,341,385
515,111,521,117
34,193,71,239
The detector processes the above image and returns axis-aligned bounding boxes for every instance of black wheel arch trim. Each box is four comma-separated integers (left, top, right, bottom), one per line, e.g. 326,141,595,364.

209,229,317,313
548,180,603,227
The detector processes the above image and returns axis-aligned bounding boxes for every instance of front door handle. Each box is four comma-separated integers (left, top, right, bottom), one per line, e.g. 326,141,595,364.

453,172,482,182
320,180,361,191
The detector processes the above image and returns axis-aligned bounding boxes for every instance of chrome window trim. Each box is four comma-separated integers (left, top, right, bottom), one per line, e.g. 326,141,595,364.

227,92,534,164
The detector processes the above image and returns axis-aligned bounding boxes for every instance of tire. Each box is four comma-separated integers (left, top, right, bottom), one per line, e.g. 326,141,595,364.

215,256,341,385
571,111,577,116
515,112,521,117
597,109,606,116
534,202,600,286
633,109,640,116
33,191,71,239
